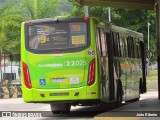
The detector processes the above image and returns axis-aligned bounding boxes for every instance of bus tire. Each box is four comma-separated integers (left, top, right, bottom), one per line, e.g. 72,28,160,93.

50,103,71,114
116,80,122,107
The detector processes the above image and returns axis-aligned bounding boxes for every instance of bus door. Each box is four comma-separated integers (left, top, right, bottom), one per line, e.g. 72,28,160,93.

96,27,109,102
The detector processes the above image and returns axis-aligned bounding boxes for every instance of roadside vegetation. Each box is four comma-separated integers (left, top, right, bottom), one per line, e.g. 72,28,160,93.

146,70,158,81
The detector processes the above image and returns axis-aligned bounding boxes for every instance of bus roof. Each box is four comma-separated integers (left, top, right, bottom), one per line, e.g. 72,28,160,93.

24,17,143,39
24,17,90,24
104,22,143,38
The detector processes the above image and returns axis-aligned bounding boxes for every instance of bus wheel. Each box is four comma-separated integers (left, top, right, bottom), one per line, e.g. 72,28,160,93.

116,80,122,107
50,103,71,114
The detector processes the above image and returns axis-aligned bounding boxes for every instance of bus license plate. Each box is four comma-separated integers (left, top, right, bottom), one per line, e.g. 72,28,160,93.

70,77,79,84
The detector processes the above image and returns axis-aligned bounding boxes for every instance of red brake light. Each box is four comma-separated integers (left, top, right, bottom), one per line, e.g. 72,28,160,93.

88,58,95,86
83,17,90,21
22,62,32,89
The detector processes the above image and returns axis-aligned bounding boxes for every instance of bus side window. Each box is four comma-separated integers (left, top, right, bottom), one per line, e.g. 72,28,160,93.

96,28,102,55
134,38,138,58
111,32,116,56
112,31,119,57
136,44,140,58
97,28,107,56
131,37,134,58
138,40,142,58
124,36,128,58
115,32,119,57
130,36,135,58
100,28,107,56
117,33,123,57
126,36,131,58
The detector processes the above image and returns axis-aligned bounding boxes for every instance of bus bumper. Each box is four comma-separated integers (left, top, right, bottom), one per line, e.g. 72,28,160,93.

22,86,99,102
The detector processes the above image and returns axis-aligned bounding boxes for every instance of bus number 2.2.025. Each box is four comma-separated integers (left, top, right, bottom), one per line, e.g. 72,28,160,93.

66,60,86,66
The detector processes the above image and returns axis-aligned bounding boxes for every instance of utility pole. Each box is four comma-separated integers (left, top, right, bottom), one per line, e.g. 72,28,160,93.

147,22,151,76
108,7,111,22
148,22,151,50
84,6,89,17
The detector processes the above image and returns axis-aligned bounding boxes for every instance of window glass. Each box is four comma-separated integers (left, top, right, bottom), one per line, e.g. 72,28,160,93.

126,36,131,58
28,22,87,50
113,32,119,57
100,29,107,56
130,37,135,58
124,36,128,57
96,29,102,55
117,33,122,57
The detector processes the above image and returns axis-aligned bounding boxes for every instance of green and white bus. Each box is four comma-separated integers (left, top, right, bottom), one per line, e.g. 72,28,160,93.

21,17,146,113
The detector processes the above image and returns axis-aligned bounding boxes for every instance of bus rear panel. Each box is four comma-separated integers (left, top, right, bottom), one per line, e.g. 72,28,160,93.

21,18,99,104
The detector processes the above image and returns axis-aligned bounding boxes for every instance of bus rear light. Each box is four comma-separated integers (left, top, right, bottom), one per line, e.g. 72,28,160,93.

22,62,32,89
87,58,95,86
87,92,96,94
83,17,90,21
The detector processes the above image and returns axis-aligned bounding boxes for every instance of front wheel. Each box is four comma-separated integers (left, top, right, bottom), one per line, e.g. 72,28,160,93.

50,103,71,114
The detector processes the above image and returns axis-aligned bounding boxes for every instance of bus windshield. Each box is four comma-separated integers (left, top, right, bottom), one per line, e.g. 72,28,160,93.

27,22,88,51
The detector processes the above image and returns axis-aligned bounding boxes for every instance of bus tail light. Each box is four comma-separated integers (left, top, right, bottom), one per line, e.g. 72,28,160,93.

83,17,90,21
22,62,32,89
87,59,95,86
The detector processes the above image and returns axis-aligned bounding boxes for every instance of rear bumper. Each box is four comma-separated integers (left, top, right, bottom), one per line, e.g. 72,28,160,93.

22,86,99,102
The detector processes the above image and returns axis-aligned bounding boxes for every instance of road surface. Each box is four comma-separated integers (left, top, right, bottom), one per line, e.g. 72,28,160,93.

0,91,158,120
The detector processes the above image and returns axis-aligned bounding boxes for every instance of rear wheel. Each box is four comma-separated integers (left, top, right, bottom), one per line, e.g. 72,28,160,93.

50,103,71,114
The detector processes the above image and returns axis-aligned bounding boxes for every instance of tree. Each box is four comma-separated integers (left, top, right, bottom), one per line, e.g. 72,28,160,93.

22,0,60,19
0,2,25,53
0,0,61,54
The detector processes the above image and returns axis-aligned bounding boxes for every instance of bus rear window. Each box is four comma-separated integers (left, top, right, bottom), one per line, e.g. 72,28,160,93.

28,22,87,51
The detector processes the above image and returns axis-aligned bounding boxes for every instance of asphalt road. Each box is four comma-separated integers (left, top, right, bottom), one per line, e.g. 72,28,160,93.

0,98,116,120
0,91,158,120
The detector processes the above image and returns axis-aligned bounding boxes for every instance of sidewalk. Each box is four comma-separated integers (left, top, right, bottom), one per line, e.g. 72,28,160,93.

95,81,160,120
147,80,158,91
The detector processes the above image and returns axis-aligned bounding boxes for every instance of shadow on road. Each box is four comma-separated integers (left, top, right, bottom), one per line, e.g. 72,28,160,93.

38,103,124,119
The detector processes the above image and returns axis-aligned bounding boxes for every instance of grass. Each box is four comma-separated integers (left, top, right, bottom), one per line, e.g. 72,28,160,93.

146,70,158,81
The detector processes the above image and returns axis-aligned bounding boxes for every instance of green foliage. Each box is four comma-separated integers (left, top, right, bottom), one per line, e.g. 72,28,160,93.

69,0,84,17
147,70,157,81
0,0,61,54
22,0,60,19
0,2,24,54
